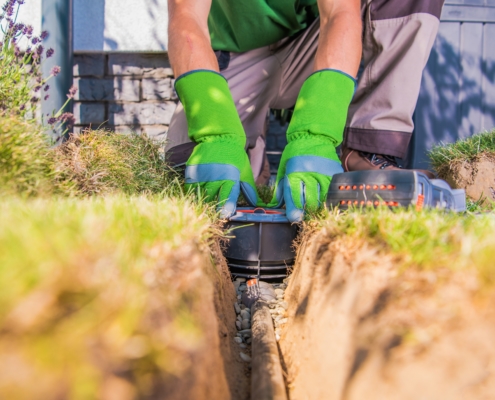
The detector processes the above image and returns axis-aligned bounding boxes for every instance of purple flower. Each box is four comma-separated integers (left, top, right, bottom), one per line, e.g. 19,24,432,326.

40,30,48,40
36,76,42,83
47,117,58,125
12,23,23,34
46,48,54,58
60,112,75,126
32,37,39,45
30,96,38,103
44,85,50,92
2,0,15,14
36,45,44,55
25,25,33,36
34,85,41,92
44,95,49,100
20,104,25,111
51,66,61,76
18,0,25,4
67,85,77,99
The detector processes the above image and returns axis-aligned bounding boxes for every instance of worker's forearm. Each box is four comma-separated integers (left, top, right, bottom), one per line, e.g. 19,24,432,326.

314,10,362,77
168,13,218,77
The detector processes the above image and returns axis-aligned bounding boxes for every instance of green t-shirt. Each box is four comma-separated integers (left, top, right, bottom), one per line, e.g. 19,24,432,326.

208,0,319,53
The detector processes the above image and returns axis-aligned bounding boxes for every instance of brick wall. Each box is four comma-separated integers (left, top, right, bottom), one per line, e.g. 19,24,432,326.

73,53,178,139
73,52,288,176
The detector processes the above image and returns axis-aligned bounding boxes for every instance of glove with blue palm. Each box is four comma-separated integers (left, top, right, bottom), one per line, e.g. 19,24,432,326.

269,70,356,222
175,70,264,218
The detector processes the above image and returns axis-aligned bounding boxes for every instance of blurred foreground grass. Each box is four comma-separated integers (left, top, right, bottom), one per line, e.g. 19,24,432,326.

0,195,219,399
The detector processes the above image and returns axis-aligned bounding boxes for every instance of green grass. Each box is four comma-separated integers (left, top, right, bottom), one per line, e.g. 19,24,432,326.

428,129,495,171
0,195,218,399
318,207,495,285
0,115,62,197
0,116,178,198
55,130,179,197
237,184,275,206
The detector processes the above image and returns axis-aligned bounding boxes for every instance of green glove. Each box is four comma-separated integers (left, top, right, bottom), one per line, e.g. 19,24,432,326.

174,70,264,217
269,69,356,222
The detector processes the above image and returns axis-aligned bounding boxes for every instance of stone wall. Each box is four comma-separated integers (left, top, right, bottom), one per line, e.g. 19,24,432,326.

73,53,177,139
72,52,287,176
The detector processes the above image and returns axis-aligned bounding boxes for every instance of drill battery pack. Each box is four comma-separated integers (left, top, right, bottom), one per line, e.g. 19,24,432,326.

326,170,466,212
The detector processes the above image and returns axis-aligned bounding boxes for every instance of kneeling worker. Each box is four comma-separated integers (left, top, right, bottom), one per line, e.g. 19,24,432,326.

166,0,443,222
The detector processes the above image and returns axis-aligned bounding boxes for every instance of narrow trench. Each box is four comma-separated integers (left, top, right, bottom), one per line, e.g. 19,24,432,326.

230,276,291,398
219,210,495,400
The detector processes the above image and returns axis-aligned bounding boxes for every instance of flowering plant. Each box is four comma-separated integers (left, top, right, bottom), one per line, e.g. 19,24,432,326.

0,0,76,136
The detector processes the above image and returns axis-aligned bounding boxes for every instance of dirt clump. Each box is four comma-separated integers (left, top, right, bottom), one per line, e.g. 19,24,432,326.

437,153,495,202
278,227,495,400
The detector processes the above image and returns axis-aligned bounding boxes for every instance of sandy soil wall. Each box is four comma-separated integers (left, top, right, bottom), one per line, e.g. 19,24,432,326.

208,241,251,400
279,227,495,400
150,240,249,400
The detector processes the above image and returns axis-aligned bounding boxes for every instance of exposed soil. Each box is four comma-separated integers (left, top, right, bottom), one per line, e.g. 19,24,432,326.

438,153,495,202
209,240,251,400
165,239,250,400
278,226,495,400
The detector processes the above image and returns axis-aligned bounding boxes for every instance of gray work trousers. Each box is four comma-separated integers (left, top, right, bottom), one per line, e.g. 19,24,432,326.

166,0,445,182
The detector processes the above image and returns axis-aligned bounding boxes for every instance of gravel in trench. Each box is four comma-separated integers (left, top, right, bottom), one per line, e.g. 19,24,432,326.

233,277,290,365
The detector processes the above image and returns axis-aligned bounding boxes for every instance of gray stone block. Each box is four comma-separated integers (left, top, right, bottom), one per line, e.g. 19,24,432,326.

72,126,103,134
73,54,105,77
141,125,169,139
142,78,177,100
108,53,173,77
108,102,176,125
75,78,140,102
73,102,106,125
112,125,142,135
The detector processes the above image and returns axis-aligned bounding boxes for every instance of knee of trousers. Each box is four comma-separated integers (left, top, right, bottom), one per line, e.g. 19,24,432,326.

368,0,445,21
